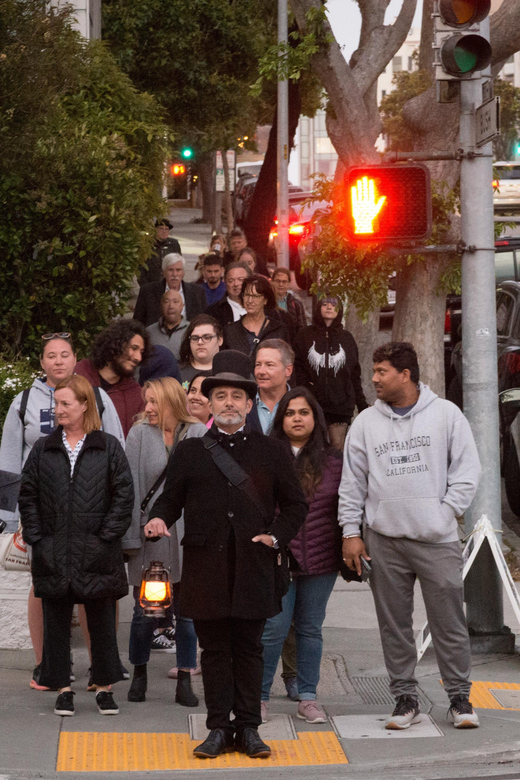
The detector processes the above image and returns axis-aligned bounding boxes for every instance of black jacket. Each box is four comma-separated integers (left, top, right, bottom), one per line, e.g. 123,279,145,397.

205,296,235,328
151,426,308,620
19,428,134,601
293,306,368,422
223,313,291,357
139,237,182,286
133,280,207,327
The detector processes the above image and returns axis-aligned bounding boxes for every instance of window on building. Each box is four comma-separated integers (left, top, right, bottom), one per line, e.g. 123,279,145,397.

408,56,413,71
381,89,386,98
392,56,402,72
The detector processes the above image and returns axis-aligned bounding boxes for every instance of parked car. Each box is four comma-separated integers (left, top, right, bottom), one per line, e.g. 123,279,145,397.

234,175,257,226
493,162,520,214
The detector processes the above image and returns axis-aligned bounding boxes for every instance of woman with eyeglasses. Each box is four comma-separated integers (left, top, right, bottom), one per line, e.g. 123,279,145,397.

0,333,124,691
223,274,290,357
177,315,223,391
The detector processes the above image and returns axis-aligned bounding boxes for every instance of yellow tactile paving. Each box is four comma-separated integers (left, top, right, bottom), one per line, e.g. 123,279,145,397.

470,681,520,710
56,731,348,771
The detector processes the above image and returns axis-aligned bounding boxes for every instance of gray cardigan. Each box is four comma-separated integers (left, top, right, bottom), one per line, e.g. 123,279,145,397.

123,418,207,586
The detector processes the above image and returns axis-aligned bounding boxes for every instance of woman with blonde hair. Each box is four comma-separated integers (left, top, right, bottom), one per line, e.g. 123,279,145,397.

19,374,133,717
123,377,207,706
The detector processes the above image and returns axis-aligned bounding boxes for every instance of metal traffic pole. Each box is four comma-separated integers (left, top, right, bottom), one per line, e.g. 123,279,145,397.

460,18,512,651
277,0,289,269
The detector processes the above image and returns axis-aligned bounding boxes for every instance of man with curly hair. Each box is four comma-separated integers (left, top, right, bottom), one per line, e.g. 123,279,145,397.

75,321,151,437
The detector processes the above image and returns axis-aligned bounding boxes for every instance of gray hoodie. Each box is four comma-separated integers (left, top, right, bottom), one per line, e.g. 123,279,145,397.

0,378,124,531
338,383,481,544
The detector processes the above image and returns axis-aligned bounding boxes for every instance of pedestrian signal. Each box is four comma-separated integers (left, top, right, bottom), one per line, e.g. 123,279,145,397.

433,0,491,81
171,163,186,176
344,164,432,243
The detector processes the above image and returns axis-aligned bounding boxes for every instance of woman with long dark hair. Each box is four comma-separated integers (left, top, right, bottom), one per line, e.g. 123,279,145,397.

223,275,290,357
260,387,342,724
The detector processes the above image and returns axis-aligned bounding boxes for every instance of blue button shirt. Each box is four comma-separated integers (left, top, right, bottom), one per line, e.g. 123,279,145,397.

255,393,280,435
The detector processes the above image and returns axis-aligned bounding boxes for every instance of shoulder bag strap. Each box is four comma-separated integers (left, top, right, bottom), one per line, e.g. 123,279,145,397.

202,433,265,517
18,388,31,425
93,386,105,420
140,423,192,515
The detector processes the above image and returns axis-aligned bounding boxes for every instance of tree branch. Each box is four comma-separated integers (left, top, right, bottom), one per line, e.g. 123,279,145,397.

490,0,520,67
353,0,418,96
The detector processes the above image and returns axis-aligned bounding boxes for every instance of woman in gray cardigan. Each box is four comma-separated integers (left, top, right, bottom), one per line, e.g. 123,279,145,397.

123,377,206,706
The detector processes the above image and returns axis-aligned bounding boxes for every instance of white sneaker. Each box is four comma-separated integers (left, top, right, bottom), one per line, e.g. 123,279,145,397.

297,700,327,723
385,695,420,729
448,696,479,728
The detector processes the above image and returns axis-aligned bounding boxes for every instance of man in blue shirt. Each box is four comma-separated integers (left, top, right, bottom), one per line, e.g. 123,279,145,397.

248,339,294,435
200,254,226,306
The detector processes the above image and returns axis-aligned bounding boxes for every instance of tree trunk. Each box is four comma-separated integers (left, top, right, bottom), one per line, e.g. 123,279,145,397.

392,256,450,396
222,150,234,232
243,78,301,262
199,151,214,225
345,305,380,405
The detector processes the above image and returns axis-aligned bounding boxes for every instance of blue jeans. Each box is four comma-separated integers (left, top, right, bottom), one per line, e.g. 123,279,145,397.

261,572,337,701
128,584,198,669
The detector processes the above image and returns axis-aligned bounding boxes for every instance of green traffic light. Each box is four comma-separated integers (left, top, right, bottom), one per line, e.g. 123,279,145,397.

453,44,478,73
181,148,193,159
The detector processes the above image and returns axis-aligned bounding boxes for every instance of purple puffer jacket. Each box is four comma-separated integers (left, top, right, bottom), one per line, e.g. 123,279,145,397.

289,451,343,576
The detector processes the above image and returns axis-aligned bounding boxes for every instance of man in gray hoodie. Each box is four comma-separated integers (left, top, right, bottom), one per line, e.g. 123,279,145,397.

338,342,481,732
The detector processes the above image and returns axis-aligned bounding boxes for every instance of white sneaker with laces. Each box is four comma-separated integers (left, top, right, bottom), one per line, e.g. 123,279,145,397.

385,695,421,729
448,695,479,728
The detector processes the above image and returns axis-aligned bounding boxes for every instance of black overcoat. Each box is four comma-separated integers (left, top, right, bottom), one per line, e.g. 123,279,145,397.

133,279,207,327
19,428,134,601
150,426,308,620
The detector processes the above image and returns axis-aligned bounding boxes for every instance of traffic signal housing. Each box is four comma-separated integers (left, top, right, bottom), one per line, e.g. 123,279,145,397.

344,164,432,243
181,147,193,160
171,163,186,176
433,0,491,81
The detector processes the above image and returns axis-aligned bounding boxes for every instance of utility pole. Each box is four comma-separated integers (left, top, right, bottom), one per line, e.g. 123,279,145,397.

277,0,289,269
459,19,514,652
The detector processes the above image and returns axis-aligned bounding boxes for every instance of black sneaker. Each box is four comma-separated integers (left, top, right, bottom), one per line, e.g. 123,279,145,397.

54,691,75,716
96,691,119,715
385,695,420,729
448,695,479,728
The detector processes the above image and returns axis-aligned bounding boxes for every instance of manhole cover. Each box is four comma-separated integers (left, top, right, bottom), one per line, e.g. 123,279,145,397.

350,676,431,709
331,713,443,739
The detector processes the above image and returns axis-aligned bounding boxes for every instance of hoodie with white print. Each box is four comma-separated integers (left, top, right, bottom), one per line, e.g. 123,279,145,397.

338,383,481,544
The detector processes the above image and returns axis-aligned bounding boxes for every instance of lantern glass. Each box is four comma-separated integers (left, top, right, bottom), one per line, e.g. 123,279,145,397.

139,561,172,617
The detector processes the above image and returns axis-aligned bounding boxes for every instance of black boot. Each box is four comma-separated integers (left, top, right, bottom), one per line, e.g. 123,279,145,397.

128,664,147,702
175,669,199,707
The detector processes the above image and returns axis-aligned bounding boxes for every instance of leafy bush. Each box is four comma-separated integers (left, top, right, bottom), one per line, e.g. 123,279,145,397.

0,0,171,359
0,357,41,428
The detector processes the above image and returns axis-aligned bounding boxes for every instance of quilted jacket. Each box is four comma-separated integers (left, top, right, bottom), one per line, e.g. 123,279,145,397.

19,428,134,601
288,451,343,576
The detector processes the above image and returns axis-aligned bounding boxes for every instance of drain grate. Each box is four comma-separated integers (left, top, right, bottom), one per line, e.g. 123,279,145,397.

350,676,431,710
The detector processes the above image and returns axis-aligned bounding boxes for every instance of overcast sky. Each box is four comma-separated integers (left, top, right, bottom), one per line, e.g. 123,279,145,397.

326,0,424,59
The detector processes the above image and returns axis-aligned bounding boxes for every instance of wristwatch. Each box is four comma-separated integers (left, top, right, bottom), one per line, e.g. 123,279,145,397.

269,534,279,549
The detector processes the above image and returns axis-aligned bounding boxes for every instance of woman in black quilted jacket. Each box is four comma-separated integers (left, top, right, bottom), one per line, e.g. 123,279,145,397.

19,375,134,718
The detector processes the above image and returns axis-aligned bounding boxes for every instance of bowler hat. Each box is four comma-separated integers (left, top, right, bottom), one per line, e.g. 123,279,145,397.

201,350,257,399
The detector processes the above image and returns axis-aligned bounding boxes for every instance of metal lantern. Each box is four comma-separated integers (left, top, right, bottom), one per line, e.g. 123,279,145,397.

139,561,172,617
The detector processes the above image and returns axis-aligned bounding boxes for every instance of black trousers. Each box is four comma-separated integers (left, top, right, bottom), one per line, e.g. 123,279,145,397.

39,591,123,689
193,617,266,733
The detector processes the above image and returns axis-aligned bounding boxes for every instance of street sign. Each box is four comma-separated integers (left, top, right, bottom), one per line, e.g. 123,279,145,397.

475,96,500,147
215,150,236,193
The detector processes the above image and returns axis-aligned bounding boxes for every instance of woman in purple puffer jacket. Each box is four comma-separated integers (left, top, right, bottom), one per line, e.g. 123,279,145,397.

261,387,342,725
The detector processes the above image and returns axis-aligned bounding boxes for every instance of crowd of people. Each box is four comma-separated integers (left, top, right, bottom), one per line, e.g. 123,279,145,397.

0,220,483,758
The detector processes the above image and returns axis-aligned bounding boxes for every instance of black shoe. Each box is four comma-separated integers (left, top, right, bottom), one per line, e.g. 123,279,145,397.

236,728,271,758
448,695,480,728
193,729,235,759
96,691,119,715
54,691,75,716
176,669,199,707
128,666,147,702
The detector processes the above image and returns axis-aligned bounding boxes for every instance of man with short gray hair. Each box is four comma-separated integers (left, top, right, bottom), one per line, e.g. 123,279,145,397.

134,252,206,327
247,339,294,434
146,289,188,360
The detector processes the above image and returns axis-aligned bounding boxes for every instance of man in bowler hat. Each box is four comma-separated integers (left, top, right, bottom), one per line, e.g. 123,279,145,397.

145,350,307,759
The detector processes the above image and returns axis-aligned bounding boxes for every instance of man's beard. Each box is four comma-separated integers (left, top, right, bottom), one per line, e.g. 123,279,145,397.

213,410,245,427
111,357,136,379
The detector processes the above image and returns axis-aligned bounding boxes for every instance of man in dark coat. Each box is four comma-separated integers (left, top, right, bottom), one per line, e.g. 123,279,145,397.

145,350,307,760
133,253,207,327
139,219,182,286
205,261,251,328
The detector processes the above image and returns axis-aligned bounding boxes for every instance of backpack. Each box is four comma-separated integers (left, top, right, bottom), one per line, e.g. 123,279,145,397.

18,386,105,426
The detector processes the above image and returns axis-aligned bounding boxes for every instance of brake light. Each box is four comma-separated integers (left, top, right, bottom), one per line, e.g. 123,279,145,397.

444,310,451,334
289,223,305,236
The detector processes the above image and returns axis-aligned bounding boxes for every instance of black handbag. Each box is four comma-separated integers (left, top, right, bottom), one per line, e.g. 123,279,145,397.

202,434,291,599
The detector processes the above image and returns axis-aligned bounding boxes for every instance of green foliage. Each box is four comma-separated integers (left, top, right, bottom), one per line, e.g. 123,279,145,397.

102,0,275,153
0,357,41,427
0,0,170,358
493,79,520,161
380,67,432,151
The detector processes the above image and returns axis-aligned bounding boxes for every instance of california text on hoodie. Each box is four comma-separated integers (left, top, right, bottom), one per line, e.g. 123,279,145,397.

0,378,124,531
75,359,144,438
293,304,367,423
338,383,481,544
